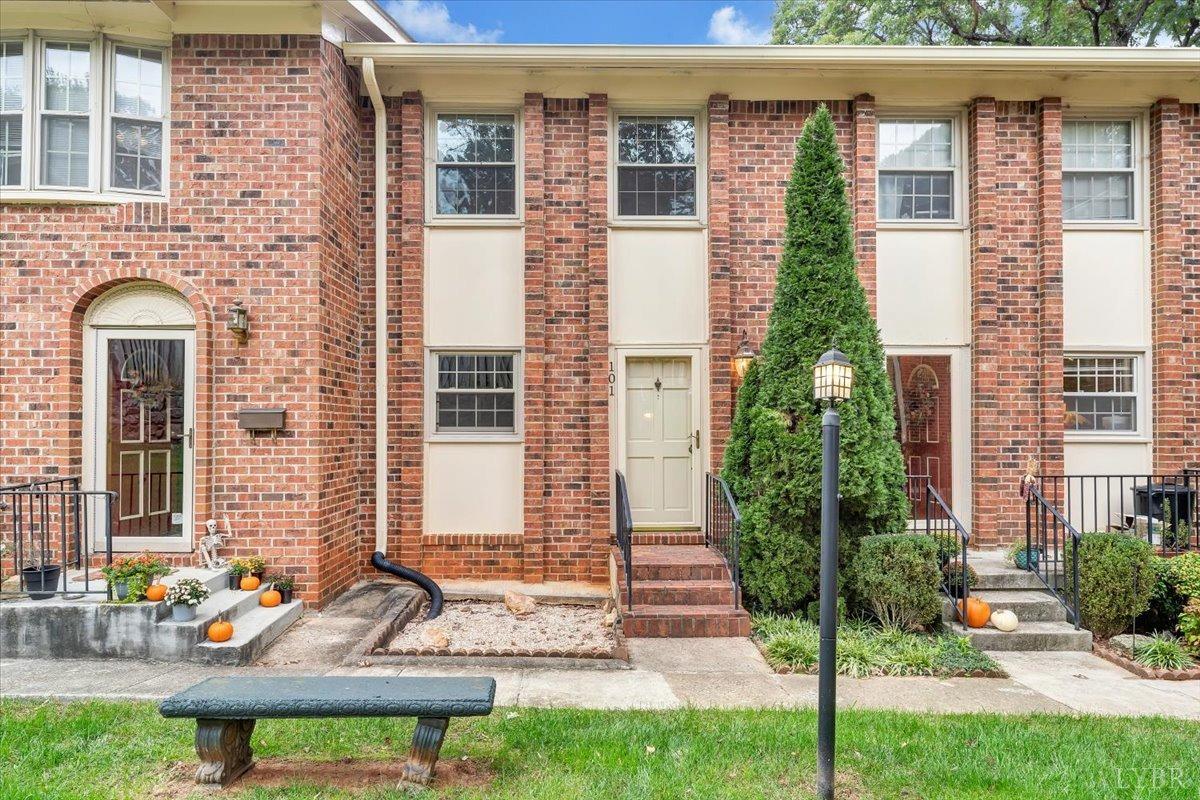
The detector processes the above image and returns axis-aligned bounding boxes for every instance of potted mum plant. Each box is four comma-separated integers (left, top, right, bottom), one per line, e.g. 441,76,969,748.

270,574,295,604
21,540,61,601
246,555,266,581
164,577,210,622
227,560,248,590
101,553,170,602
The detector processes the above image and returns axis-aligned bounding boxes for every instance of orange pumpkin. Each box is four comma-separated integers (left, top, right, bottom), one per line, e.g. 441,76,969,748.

239,575,261,591
207,619,234,642
958,597,991,629
259,589,282,608
144,583,168,602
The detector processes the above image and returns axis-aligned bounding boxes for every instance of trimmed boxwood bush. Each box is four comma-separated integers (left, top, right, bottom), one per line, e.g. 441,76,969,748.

1066,533,1156,639
853,534,941,631
1135,556,1187,634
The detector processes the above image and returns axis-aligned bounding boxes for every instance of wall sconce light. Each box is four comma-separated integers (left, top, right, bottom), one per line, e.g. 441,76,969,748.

227,300,249,343
732,330,757,379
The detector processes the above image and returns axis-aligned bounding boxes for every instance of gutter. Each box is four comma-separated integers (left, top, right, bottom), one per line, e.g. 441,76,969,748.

362,56,388,556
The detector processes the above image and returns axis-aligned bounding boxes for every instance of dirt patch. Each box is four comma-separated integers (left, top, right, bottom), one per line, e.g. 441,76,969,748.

381,599,618,658
164,756,493,796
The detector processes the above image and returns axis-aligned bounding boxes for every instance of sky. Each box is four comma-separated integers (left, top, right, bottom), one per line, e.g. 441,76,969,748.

381,1,778,44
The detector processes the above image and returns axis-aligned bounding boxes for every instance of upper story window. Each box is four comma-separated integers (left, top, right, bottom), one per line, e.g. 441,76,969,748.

878,118,957,222
616,115,697,217
434,113,517,216
1064,355,1139,433
1063,120,1135,222
0,33,167,198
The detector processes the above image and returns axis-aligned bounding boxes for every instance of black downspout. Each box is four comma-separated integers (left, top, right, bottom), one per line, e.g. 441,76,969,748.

371,551,444,620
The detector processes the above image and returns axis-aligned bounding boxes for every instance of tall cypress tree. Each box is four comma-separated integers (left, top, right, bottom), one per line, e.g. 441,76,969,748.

722,105,908,614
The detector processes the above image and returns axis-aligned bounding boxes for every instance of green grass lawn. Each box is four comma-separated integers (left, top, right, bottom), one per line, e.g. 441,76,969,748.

2,699,1196,800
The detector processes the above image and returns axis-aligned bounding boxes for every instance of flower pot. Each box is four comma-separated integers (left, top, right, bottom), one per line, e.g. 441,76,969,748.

22,565,62,600
251,570,265,581
171,603,197,622
115,581,129,600
227,572,240,590
279,588,293,605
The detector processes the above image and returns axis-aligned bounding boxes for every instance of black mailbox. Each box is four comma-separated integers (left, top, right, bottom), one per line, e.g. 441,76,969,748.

238,408,286,438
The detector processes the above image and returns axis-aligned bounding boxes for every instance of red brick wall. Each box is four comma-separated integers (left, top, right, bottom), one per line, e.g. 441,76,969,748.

707,94,733,471
522,92,547,582
1172,103,1200,471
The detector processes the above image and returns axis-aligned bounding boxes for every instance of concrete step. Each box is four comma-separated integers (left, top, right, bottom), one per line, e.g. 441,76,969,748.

971,551,1049,590
942,590,1068,623
625,545,729,581
194,600,303,665
966,620,1093,652
626,579,734,606
621,604,751,638
155,584,269,633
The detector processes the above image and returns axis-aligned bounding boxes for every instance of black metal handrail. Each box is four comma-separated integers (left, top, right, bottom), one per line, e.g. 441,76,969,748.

1,477,115,599
906,475,970,632
1023,481,1081,628
704,472,741,609
1035,473,1199,555
613,470,634,611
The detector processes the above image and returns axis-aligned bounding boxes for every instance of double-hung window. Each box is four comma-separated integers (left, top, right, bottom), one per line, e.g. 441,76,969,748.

1063,120,1135,222
1064,355,1139,433
616,115,697,217
878,118,957,221
434,113,517,216
0,33,166,198
433,352,518,434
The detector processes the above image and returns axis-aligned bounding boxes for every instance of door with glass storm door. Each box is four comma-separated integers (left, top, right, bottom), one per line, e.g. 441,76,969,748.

99,330,194,547
624,357,696,525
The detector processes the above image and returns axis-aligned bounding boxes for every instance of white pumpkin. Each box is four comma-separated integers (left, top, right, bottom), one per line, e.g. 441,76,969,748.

991,609,1019,632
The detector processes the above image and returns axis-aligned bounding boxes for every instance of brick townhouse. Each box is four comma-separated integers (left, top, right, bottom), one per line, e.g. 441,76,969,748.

1,2,1197,609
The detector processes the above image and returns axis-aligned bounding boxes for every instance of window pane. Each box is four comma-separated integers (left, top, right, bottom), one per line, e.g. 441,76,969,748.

436,165,516,215
1063,172,1133,221
0,114,20,185
1,41,23,113
617,116,695,165
434,353,517,432
879,119,954,169
617,166,696,217
43,42,90,113
1063,121,1131,170
879,170,954,220
436,114,515,163
41,116,88,186
1063,356,1137,432
111,119,162,191
113,46,163,118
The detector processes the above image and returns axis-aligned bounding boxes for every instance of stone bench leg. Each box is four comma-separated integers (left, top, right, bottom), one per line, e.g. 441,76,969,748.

194,718,256,786
401,716,449,787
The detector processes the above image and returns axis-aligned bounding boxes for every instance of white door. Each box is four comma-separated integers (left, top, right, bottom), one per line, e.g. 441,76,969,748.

625,357,696,525
93,328,195,552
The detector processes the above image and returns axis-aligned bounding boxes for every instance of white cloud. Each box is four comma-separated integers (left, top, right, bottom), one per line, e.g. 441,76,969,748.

707,5,771,45
385,1,503,43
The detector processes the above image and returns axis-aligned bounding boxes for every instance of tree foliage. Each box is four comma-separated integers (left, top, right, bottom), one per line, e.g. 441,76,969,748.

722,106,909,614
772,0,1199,47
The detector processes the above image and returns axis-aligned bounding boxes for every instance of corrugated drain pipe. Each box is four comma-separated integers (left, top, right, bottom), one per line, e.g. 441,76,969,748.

362,58,443,620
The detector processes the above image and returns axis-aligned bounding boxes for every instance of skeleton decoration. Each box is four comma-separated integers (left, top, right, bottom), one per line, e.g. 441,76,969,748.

199,518,229,570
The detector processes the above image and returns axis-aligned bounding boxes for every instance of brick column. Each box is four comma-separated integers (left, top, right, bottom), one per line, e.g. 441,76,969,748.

968,97,1001,543
523,93,547,582
398,91,424,567
1037,98,1065,475
707,94,733,470
1150,98,1187,472
587,93,610,583
852,93,878,315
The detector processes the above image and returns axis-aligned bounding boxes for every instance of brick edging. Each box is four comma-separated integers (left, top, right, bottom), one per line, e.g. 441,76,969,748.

1093,639,1200,681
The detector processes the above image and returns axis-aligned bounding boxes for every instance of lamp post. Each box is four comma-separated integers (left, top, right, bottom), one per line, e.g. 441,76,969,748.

812,346,854,800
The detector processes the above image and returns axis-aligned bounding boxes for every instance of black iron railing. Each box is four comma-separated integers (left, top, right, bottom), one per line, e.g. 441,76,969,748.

0,477,115,599
906,475,970,632
1023,481,1081,628
1035,472,1199,555
704,472,741,609
613,470,634,611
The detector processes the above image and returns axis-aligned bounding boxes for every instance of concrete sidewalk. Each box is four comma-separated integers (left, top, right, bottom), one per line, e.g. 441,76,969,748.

2,638,1197,719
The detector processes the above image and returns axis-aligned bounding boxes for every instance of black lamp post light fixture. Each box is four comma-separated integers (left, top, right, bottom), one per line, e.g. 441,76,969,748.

813,345,855,800
732,330,757,379
227,300,249,343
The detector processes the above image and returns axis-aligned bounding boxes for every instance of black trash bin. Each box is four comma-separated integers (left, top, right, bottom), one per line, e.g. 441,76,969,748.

1132,483,1196,526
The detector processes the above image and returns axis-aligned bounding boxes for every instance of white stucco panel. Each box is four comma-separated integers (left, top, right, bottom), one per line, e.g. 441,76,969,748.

425,443,524,534
1063,231,1148,348
876,230,968,346
610,228,707,345
427,228,524,347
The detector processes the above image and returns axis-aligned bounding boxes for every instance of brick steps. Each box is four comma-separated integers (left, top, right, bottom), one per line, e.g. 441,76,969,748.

631,530,705,546
615,545,747,638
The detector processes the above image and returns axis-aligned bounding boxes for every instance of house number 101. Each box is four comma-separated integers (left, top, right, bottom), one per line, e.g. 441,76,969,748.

608,362,616,397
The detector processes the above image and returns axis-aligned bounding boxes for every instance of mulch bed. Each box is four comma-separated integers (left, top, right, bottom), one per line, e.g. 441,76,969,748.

1093,639,1200,681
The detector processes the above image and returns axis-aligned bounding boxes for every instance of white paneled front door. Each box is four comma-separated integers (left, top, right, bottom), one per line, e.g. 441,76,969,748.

624,356,696,525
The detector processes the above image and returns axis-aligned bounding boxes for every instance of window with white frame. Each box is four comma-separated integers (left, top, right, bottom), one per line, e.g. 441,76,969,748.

616,115,697,217
878,118,957,221
0,33,166,196
1063,120,1135,222
1064,355,1139,433
434,113,517,216
434,352,518,433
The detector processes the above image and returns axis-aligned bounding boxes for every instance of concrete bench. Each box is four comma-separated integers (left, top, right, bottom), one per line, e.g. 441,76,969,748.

159,675,496,787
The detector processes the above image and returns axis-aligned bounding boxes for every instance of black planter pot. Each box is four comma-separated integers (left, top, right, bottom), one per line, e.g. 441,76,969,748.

22,565,62,600
251,570,265,581
279,587,293,604
227,572,240,590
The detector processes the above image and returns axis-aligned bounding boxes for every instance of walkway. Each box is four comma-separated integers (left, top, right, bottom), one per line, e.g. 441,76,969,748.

3,639,1197,720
